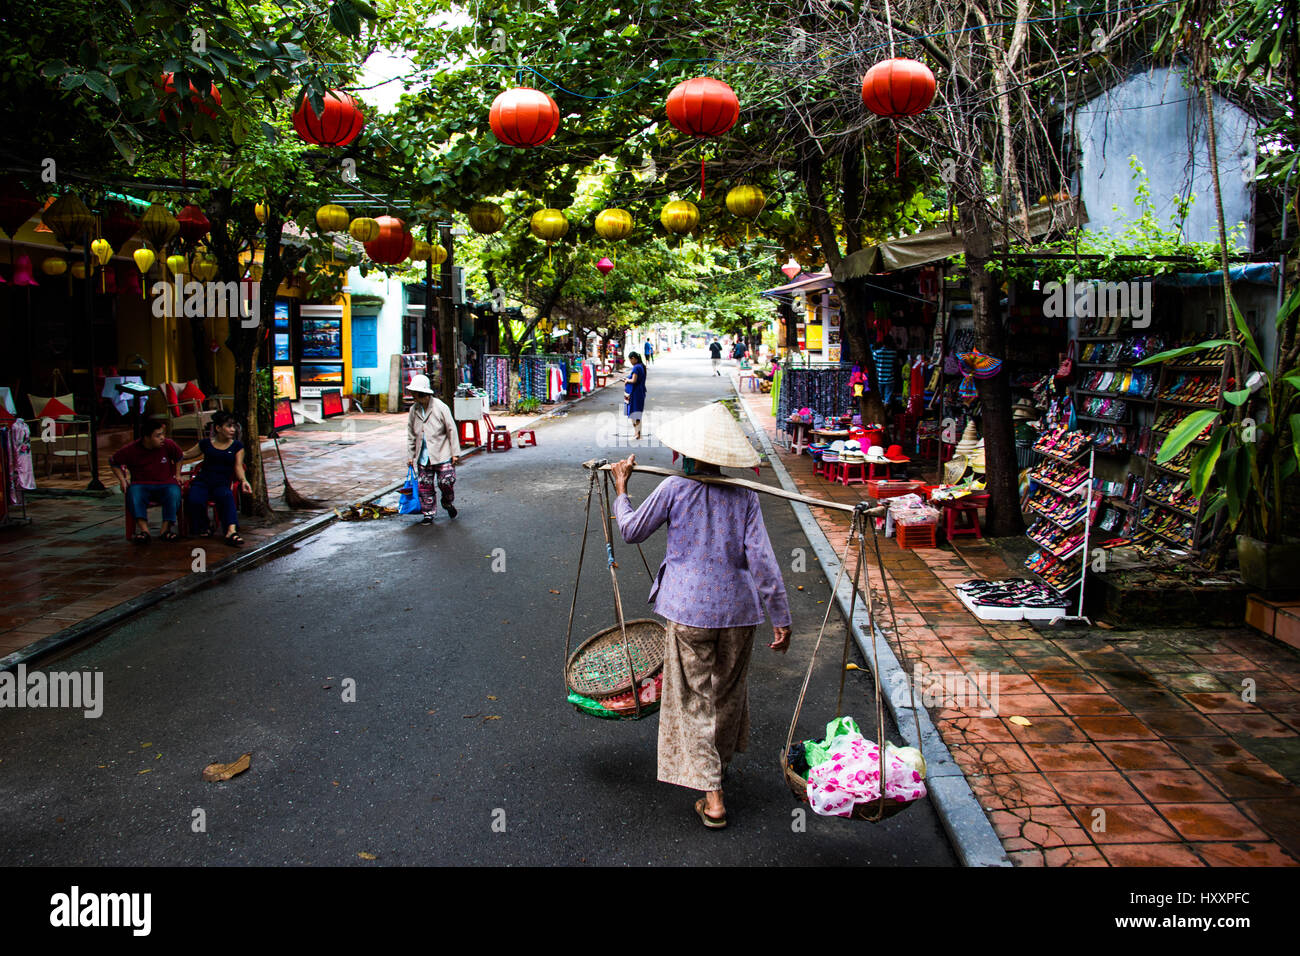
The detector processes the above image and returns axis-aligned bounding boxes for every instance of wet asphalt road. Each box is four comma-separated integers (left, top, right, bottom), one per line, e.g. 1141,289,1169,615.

0,352,957,866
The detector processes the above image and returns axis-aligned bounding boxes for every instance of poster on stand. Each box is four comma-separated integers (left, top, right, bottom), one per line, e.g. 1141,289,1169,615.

273,365,297,400
302,318,342,359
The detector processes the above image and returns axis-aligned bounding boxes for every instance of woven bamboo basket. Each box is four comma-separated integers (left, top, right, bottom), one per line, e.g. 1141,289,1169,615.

566,618,666,699
780,749,915,823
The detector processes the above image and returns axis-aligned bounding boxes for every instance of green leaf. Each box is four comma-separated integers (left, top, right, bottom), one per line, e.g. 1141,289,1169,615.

1290,413,1300,476
352,0,380,19
1223,387,1252,406
1188,425,1227,498
1281,371,1300,394
1229,294,1264,371
1156,409,1219,464
1276,287,1300,329
1202,490,1227,519
108,129,136,166
1135,340,1233,366
329,0,362,37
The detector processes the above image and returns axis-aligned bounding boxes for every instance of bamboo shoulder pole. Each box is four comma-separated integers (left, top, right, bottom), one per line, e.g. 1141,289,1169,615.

582,459,885,517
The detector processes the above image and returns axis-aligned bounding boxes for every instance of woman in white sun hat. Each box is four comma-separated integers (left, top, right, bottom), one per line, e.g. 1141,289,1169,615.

405,374,461,523
609,402,792,830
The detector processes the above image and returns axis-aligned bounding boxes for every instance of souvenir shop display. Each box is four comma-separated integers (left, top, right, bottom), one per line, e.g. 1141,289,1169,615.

1023,425,1096,621
776,365,855,432
1,419,34,526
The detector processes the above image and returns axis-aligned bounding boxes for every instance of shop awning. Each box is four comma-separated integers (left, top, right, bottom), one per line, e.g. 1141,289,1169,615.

760,270,836,297
1156,263,1279,287
834,198,1087,280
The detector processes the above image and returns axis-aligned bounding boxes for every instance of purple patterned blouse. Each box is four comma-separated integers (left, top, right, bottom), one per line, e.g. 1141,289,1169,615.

614,476,792,629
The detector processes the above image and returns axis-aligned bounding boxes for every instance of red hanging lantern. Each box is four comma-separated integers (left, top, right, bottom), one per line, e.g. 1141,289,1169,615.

176,204,211,247
102,201,140,252
861,58,936,177
363,215,414,265
489,87,560,148
665,78,739,200
157,73,222,121
860,59,936,118
0,176,40,240
292,90,365,147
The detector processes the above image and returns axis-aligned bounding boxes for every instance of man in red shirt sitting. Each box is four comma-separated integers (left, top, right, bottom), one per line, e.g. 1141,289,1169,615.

110,419,185,543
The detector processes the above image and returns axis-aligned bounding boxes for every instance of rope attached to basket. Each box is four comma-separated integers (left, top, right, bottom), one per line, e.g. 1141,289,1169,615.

782,502,923,823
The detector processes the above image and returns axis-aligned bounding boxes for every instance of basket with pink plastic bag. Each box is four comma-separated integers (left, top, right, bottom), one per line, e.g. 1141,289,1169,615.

780,503,927,822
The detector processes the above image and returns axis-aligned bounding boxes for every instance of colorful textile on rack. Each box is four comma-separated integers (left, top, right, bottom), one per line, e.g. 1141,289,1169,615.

6,418,34,503
776,365,854,425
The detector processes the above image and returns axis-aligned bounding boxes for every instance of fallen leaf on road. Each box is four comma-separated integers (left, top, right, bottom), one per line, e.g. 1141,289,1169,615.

202,752,252,782
796,586,804,591
332,781,339,786
845,664,861,671
462,713,481,719
141,741,153,748
1008,716,1032,726
487,695,497,701
357,851,377,860
549,589,560,594
137,769,151,775
484,715,501,721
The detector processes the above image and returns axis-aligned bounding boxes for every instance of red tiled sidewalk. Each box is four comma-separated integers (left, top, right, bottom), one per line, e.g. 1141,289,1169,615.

737,382,1300,866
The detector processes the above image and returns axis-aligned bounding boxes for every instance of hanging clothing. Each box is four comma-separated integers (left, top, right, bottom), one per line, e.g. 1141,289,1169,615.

7,419,34,503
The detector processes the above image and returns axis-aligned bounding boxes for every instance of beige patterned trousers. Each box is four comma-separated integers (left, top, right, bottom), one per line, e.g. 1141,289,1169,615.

657,620,757,792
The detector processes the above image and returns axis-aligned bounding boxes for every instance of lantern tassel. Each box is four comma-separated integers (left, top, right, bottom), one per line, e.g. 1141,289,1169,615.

700,156,706,201
895,130,901,179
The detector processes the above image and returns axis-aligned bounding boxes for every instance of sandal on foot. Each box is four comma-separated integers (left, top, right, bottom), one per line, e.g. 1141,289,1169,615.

223,532,245,547
694,798,727,829
161,530,179,542
132,531,150,544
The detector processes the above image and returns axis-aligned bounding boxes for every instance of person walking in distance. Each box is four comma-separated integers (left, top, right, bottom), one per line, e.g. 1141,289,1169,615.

405,374,461,523
709,339,723,375
644,339,655,364
624,351,648,441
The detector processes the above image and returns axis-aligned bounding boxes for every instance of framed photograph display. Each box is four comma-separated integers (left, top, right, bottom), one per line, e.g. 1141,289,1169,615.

272,365,297,401
272,397,295,432
302,317,343,359
299,362,344,397
321,389,345,418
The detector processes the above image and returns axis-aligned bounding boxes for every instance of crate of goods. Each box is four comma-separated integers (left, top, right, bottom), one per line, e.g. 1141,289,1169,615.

896,521,938,549
867,479,924,500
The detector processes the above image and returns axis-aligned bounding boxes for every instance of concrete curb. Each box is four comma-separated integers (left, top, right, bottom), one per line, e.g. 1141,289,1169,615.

2,380,617,673
733,382,1011,868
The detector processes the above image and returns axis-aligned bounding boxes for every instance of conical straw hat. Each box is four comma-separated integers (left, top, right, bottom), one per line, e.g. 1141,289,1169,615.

954,420,979,455
654,402,760,468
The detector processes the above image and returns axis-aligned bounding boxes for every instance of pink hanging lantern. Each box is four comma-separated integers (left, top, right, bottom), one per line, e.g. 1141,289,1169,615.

596,257,614,276
10,254,39,287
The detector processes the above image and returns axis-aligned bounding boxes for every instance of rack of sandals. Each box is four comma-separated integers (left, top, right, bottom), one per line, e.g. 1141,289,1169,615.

1024,424,1095,613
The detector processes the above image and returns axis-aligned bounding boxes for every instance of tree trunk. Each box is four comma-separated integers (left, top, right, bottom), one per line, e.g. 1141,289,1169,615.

958,194,1023,536
188,315,216,394
438,228,457,406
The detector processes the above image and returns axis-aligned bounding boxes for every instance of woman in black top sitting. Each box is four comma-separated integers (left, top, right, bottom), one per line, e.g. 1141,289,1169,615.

186,411,253,545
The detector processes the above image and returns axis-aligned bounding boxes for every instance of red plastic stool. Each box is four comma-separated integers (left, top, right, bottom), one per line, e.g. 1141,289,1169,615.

458,419,482,448
942,496,986,540
835,461,868,486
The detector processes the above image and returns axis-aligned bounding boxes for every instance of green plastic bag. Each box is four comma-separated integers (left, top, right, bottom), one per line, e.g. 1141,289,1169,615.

803,715,862,769
567,690,660,721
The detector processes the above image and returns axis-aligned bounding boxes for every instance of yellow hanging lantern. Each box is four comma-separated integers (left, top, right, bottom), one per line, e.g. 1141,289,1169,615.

41,256,68,276
316,203,350,233
530,208,568,264
409,239,432,262
166,253,188,276
139,202,179,251
248,262,263,282
348,217,380,243
191,252,219,281
90,238,113,267
595,208,633,241
254,201,268,223
660,200,699,235
70,261,88,280
725,185,766,238
430,243,448,266
468,201,505,235
133,248,155,299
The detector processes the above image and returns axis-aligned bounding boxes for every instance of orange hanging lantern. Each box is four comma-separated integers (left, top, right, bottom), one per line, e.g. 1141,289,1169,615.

861,59,936,176
665,77,739,200
489,87,560,148
157,73,222,122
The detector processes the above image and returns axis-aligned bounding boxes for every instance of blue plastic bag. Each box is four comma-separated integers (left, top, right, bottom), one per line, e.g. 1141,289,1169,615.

397,466,421,515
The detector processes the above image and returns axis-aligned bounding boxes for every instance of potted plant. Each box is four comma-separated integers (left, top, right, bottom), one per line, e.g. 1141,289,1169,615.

1138,288,1300,587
